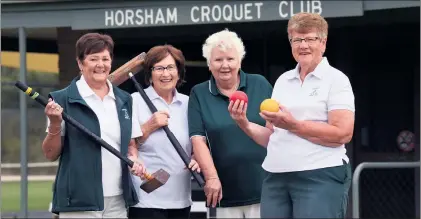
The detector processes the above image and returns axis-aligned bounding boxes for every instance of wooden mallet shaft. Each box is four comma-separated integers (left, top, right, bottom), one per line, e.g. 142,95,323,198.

108,52,146,86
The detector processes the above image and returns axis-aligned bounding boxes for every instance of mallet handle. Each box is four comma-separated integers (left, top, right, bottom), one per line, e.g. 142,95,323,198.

15,81,135,167
144,172,154,180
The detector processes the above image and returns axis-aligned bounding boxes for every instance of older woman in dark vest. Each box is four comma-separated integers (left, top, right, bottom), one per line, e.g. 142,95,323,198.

42,32,144,218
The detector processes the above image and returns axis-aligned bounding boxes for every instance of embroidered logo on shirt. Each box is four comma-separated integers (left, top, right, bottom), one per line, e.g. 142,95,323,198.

122,109,130,119
309,87,319,96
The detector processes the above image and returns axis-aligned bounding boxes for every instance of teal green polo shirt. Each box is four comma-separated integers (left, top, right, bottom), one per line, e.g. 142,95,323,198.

188,70,273,207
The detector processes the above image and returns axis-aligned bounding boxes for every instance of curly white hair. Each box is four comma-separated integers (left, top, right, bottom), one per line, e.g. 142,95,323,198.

202,29,246,65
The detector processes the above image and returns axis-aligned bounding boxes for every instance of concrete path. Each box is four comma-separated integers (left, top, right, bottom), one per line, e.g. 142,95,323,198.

1,175,55,182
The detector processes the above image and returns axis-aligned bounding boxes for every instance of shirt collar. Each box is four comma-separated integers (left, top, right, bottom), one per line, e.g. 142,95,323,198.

145,85,182,104
286,57,329,80
77,74,115,100
208,70,247,96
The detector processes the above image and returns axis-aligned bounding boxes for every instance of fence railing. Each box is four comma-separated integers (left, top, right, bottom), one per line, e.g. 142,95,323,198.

2,162,58,168
352,161,420,218
2,162,59,178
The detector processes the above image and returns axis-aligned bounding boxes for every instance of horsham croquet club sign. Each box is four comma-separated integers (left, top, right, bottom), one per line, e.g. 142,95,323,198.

71,1,364,29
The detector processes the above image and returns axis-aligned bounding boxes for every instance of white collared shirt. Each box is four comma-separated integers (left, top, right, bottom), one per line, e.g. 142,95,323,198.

130,86,192,209
262,57,355,173
47,75,142,197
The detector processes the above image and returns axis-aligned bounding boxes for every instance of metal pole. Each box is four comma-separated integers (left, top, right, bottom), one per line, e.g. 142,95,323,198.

19,27,28,219
352,161,420,218
0,6,2,217
415,37,421,218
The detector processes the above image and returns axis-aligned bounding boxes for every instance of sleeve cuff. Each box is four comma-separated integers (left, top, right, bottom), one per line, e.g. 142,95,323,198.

328,104,355,112
131,128,143,139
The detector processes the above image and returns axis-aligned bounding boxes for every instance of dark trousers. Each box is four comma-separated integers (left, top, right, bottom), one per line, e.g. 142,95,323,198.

261,161,352,218
128,206,191,219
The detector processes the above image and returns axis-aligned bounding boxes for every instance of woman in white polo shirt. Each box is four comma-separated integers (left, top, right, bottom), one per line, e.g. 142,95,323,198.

128,45,200,219
228,12,355,218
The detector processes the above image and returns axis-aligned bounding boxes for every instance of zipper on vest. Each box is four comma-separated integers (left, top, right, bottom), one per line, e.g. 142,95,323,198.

82,108,101,210
67,160,72,206
95,152,101,210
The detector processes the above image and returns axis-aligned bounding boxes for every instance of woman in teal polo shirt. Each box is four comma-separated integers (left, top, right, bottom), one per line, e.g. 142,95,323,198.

43,32,144,218
188,29,273,218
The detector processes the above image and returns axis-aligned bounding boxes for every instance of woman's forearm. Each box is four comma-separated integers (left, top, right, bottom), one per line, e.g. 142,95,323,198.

42,125,63,161
289,110,354,147
238,122,273,148
305,136,344,147
291,120,353,147
128,139,139,159
138,121,156,144
191,137,219,180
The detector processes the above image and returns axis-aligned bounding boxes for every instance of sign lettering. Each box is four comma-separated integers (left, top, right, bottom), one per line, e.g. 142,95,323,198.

190,3,263,24
105,8,178,26
70,1,363,30
279,1,322,18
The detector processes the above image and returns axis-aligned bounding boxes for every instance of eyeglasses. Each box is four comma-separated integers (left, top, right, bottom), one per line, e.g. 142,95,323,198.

151,64,177,73
289,37,320,45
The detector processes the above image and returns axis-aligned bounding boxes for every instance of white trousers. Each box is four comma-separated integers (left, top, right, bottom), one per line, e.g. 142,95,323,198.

215,203,260,218
59,195,127,218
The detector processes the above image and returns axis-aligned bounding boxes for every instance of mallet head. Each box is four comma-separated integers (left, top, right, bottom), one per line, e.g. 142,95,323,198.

140,169,170,193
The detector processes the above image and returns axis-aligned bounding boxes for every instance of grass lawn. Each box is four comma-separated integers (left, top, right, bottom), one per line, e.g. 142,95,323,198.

1,180,54,213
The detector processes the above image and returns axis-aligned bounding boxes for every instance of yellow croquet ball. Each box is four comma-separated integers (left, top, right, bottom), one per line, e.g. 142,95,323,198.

260,99,279,112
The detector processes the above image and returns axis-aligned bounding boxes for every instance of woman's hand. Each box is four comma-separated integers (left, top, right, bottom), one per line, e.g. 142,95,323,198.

186,159,201,173
128,156,147,179
204,178,223,208
260,104,298,131
228,99,249,128
138,110,171,145
148,110,170,131
45,98,63,125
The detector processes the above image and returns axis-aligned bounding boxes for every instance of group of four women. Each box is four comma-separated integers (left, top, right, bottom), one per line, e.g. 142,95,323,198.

43,12,355,219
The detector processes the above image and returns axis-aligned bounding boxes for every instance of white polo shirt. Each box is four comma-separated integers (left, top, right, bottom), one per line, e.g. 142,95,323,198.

47,75,142,197
130,86,193,209
262,57,355,173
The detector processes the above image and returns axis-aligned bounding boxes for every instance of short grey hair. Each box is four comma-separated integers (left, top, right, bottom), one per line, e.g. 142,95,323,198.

202,29,246,65
287,12,328,40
